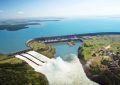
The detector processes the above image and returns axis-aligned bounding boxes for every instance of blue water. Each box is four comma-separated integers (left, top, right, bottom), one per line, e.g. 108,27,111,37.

1,18,120,56
51,41,81,57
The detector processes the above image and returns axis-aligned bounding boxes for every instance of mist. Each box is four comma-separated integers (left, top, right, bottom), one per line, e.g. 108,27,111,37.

35,54,99,85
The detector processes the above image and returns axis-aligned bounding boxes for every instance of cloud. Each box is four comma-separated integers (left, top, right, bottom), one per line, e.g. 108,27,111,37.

17,11,24,14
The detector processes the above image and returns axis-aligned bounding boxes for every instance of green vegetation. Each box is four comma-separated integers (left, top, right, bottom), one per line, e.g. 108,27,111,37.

28,41,55,58
79,35,120,60
78,35,120,85
0,54,49,85
0,41,56,85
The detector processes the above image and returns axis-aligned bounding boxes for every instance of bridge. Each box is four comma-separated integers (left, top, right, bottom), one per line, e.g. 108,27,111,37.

15,51,50,68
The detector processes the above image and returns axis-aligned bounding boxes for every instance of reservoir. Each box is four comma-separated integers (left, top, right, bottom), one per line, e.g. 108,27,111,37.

1,18,120,56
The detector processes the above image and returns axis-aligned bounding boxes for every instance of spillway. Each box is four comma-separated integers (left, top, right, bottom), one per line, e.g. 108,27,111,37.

25,52,45,63
15,55,39,69
15,51,99,85
15,51,49,69
21,53,44,66
27,51,50,62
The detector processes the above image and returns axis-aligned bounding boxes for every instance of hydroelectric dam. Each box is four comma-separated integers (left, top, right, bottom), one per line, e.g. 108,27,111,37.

7,32,120,85
9,32,120,66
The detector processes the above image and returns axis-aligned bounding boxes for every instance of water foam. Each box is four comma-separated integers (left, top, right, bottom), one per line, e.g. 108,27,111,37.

36,54,99,85
16,52,99,85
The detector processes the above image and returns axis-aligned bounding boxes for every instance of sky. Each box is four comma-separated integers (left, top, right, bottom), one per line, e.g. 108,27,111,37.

0,0,120,19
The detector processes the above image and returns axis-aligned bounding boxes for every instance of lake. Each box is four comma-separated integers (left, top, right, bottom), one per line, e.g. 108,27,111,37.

1,18,120,56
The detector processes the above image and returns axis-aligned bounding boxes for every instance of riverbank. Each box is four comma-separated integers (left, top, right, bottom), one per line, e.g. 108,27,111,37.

78,35,120,85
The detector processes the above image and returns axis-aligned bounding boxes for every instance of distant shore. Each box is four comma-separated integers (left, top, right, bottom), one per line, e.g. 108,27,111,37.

0,19,61,31
0,23,40,31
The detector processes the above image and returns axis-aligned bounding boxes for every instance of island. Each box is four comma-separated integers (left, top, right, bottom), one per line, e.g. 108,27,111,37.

78,35,120,85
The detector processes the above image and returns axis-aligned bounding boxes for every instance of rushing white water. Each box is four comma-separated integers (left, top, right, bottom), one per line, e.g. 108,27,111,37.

15,51,99,85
